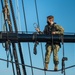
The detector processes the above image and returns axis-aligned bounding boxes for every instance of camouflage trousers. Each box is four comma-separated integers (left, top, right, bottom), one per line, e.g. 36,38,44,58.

45,44,60,65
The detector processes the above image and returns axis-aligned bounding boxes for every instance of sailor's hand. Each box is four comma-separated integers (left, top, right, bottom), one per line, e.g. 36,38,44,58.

35,28,40,32
52,32,56,34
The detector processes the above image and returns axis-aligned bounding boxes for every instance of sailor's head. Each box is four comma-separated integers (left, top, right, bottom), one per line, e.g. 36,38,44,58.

47,15,54,25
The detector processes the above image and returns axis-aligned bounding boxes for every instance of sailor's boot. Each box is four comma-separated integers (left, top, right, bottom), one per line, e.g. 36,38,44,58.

44,63,48,70
54,65,58,71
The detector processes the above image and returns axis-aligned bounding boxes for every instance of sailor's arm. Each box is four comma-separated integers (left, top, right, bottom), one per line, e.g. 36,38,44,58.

35,28,43,34
54,24,64,34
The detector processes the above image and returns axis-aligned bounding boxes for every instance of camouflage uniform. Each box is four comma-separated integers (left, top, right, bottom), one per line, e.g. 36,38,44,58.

44,23,64,66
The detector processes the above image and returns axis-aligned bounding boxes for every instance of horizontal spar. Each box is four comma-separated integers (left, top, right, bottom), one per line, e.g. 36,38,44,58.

0,32,75,43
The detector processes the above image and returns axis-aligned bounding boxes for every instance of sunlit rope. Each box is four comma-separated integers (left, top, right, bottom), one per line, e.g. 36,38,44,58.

34,0,40,28
10,0,28,75
34,0,46,75
0,11,5,48
1,11,7,48
0,12,2,31
15,0,21,31
0,58,75,72
21,0,34,75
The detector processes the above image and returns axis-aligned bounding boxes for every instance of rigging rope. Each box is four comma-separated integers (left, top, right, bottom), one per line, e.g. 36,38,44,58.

1,11,6,48
61,35,68,75
0,58,75,72
9,42,15,75
9,0,27,75
15,0,21,31
0,1,16,74
34,0,46,75
0,12,2,31
34,0,40,28
21,0,34,75
1,0,75,75
1,5,10,69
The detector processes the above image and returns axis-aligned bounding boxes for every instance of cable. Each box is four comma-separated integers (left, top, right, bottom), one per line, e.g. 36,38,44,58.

0,11,2,31
9,0,27,75
21,0,34,75
62,35,65,74
34,0,40,28
61,35,68,75
15,0,21,31
0,58,75,72
34,0,46,75
21,0,27,33
9,43,16,75
1,1,16,75
74,44,75,64
3,0,22,75
1,11,6,48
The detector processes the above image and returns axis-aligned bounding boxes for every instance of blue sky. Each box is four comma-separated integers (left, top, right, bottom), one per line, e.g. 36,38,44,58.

0,0,75,75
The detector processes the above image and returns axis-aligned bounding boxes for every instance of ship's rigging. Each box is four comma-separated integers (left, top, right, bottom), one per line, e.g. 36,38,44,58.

0,0,75,75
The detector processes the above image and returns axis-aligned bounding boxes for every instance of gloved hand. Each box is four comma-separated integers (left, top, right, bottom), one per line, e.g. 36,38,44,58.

35,28,40,32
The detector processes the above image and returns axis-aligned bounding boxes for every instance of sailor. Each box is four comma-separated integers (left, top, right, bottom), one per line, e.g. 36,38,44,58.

36,15,64,71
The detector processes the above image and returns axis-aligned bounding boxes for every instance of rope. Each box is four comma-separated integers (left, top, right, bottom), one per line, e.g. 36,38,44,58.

6,50,10,68
34,0,46,75
61,34,68,75
9,0,27,75
3,0,22,75
1,11,6,48
0,58,75,72
15,0,21,31
74,44,75,64
0,11,2,31
1,9,7,48
21,0,34,75
9,42,15,75
21,0,27,33
34,0,40,28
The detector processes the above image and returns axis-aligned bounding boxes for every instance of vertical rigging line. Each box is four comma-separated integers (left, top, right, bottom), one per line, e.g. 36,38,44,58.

9,0,27,75
21,0,27,33
74,44,75,64
15,0,21,31
34,0,40,28
62,35,66,75
34,0,46,75
21,0,34,75
62,37,65,58
9,44,16,75
1,1,16,75
0,12,2,31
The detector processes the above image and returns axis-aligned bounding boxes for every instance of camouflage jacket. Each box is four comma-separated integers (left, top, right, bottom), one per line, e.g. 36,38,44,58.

43,23,64,46
43,23,64,35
